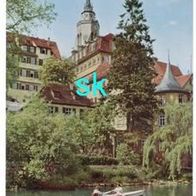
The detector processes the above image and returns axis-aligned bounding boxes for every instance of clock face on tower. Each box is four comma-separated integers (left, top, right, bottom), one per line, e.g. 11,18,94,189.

84,13,89,20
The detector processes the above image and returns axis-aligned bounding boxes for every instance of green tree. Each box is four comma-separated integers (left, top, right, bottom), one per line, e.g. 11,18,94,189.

64,103,115,156
143,103,192,180
7,0,56,33
85,103,116,156
40,57,75,86
108,0,158,132
6,41,20,89
116,143,140,165
7,98,81,188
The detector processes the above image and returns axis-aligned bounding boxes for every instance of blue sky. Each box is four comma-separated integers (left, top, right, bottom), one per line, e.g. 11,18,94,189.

31,0,193,73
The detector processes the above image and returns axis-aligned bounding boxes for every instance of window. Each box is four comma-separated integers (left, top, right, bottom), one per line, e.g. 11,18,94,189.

159,114,166,127
25,84,29,90
21,45,28,51
30,46,35,53
160,96,165,106
21,56,27,63
72,108,76,114
16,83,21,89
27,57,31,64
19,69,22,76
31,57,36,65
63,107,72,115
40,48,47,54
30,71,34,78
49,106,59,113
39,59,43,66
80,109,84,116
26,70,30,77
21,85,25,90
179,94,183,103
34,85,38,91
34,72,38,79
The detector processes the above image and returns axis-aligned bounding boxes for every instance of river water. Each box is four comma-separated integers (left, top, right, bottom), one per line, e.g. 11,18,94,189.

7,184,192,196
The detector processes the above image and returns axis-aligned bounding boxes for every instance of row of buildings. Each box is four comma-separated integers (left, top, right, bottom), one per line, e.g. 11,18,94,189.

7,0,193,132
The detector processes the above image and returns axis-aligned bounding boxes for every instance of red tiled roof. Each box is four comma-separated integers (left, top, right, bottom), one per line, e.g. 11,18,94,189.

77,34,113,64
7,32,61,58
154,61,182,77
176,74,192,87
40,83,93,107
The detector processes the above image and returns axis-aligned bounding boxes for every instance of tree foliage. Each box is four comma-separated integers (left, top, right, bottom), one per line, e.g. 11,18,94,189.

40,57,75,86
7,98,81,188
6,43,20,89
7,98,116,188
7,0,57,33
65,103,116,156
108,0,158,132
143,103,192,180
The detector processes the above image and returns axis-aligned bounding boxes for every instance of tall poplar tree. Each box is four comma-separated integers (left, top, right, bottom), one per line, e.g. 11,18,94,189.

108,0,158,132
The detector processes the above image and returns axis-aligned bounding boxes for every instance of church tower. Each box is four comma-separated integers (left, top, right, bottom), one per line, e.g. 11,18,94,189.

76,0,100,49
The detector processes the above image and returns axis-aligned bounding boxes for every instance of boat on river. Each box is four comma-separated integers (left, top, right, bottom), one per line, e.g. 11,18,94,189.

102,189,145,196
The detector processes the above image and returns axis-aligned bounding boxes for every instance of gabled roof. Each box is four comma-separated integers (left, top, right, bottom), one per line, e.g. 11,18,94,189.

7,32,61,58
155,60,187,93
40,83,93,107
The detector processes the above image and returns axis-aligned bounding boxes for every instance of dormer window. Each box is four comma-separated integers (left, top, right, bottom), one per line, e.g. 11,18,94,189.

51,90,63,99
40,48,47,54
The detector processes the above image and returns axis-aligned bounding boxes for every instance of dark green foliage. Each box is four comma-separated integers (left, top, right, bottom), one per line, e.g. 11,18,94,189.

77,155,119,165
108,0,158,131
89,166,141,183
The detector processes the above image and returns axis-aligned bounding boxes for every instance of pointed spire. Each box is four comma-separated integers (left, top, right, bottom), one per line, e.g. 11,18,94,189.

155,54,185,93
84,0,93,12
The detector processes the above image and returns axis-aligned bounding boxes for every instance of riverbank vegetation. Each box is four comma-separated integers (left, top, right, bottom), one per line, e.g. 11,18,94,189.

7,98,192,190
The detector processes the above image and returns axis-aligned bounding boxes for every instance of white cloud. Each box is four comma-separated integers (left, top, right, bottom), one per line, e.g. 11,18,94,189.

169,20,177,26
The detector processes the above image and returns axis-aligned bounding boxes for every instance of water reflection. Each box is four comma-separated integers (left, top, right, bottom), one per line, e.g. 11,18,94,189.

7,184,192,196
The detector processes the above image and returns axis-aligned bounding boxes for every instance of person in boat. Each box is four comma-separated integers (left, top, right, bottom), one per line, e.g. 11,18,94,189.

104,184,123,196
91,186,102,196
113,184,123,194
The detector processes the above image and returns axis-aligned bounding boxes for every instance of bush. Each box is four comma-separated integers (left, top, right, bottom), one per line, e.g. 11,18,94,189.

116,143,140,165
89,165,141,183
77,155,119,165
